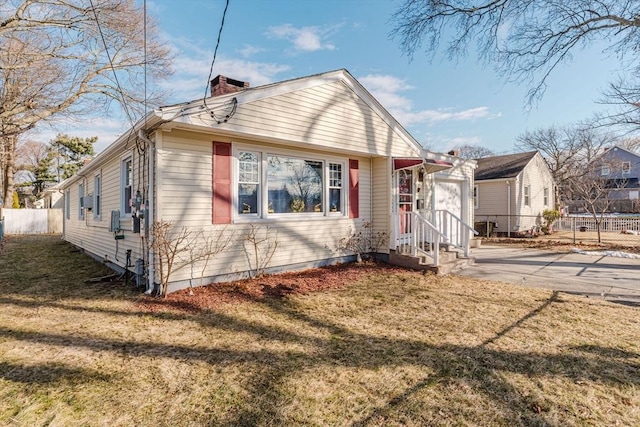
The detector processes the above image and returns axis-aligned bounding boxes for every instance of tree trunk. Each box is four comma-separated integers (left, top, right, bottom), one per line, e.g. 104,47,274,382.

2,135,16,207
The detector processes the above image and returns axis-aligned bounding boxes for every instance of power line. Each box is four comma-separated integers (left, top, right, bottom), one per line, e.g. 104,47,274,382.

203,0,235,124
88,0,137,131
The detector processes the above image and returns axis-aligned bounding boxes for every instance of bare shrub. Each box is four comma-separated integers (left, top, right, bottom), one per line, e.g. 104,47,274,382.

243,224,279,278
337,221,388,261
150,220,233,297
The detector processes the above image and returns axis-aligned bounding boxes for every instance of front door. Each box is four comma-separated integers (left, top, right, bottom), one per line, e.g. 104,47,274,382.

434,179,463,245
395,169,414,245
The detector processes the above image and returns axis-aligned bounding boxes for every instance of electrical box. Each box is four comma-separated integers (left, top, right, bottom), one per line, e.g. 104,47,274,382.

80,196,93,209
110,210,121,233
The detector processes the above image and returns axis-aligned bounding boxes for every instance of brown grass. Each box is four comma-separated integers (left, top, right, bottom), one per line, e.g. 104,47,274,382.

484,230,640,254
1,235,639,426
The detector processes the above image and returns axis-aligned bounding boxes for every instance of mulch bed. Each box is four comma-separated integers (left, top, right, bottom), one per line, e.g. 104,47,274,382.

136,261,410,314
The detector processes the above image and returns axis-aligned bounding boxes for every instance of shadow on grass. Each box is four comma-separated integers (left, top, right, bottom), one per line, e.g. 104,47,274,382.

2,291,639,425
2,236,639,424
0,361,111,385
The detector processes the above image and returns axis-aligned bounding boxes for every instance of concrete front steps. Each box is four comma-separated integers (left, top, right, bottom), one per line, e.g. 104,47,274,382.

389,247,475,275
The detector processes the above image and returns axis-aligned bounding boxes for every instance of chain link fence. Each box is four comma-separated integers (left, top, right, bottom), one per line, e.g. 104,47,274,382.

475,214,640,247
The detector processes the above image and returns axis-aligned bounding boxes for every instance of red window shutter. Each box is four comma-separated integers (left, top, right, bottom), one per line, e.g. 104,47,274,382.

349,159,359,218
212,141,232,224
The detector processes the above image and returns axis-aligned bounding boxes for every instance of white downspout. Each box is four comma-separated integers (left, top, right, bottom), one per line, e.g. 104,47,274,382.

138,129,155,294
507,180,511,238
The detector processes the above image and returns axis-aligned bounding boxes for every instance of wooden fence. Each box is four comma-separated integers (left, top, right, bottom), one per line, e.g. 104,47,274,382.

0,208,63,234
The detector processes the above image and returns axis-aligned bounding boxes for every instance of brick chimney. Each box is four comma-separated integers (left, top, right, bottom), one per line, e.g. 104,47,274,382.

448,149,459,157
210,75,249,96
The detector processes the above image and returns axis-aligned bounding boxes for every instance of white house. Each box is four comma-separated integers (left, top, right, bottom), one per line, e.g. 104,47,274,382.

474,151,555,236
61,69,476,294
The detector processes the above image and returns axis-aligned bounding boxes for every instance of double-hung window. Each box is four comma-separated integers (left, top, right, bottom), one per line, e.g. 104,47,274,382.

78,182,84,219
65,189,70,220
328,163,342,213
238,151,260,215
236,149,346,218
543,187,549,207
524,185,530,207
122,157,133,215
473,185,479,209
94,173,101,219
622,162,630,174
601,166,610,176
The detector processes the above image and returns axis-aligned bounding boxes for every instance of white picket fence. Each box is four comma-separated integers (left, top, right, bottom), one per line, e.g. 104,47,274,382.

0,208,63,234
556,215,640,233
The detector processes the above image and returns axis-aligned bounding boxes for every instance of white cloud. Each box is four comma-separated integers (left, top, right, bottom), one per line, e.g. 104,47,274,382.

157,40,291,101
28,116,128,154
359,73,497,127
238,44,264,58
266,24,337,52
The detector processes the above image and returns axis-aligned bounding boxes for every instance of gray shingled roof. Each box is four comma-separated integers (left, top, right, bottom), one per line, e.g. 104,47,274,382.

475,151,538,181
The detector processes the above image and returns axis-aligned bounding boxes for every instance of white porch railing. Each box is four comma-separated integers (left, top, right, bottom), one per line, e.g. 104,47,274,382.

394,211,448,266
433,209,479,257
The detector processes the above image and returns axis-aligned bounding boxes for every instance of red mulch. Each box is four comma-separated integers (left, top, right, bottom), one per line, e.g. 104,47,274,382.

135,261,410,314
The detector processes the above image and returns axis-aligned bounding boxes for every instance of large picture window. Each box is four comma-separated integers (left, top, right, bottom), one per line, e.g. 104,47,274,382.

235,149,346,219
267,155,322,214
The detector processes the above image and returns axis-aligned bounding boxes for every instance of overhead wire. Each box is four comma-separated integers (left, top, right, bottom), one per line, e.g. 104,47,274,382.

89,0,143,156
202,0,237,124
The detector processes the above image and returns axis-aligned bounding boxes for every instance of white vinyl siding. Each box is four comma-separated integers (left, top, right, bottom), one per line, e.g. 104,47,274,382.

213,81,420,158
157,130,374,286
63,152,141,270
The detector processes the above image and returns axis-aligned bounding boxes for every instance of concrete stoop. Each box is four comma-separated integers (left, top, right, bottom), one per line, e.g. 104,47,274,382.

389,248,475,275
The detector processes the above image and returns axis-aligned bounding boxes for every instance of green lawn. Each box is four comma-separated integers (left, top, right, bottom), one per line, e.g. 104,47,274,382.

1,235,639,426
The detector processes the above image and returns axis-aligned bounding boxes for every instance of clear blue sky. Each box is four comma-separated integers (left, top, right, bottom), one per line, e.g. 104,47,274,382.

41,0,624,155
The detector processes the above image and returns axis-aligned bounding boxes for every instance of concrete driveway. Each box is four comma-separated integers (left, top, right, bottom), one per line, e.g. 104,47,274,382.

457,245,640,307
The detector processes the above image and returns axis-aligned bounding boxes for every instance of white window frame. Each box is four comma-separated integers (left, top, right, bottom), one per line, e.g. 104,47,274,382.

524,185,530,207
473,185,479,209
601,166,610,176
622,162,631,174
237,151,261,218
94,172,102,219
543,187,549,207
78,182,84,220
65,189,70,220
121,154,133,216
233,145,348,221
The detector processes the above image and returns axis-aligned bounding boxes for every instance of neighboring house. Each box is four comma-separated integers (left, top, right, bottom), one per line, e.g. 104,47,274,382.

474,151,555,236
594,146,640,208
40,183,65,209
61,69,476,294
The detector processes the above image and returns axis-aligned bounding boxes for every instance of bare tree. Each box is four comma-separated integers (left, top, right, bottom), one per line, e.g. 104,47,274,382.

0,0,173,206
450,144,494,160
16,138,55,198
516,125,615,209
391,1,640,104
567,156,628,243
